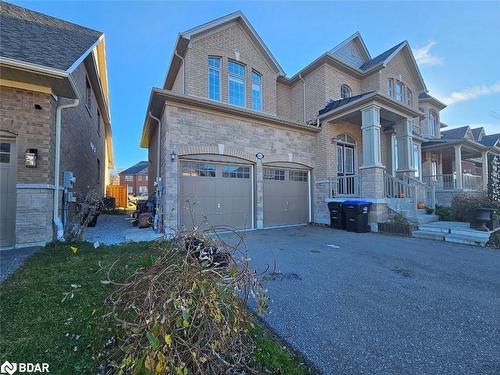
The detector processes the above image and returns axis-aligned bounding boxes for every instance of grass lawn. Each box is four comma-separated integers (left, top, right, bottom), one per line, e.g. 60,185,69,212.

0,241,313,374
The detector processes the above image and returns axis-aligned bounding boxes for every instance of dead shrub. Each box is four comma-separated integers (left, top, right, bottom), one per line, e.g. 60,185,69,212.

104,227,268,374
65,190,103,241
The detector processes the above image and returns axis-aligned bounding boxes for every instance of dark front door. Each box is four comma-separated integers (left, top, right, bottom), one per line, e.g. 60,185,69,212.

337,144,356,195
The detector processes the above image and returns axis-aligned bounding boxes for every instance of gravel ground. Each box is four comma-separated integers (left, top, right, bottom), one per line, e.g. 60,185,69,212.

224,226,500,374
0,246,40,283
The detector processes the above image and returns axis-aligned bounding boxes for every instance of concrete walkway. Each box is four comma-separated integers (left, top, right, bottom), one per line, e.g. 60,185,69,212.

225,226,500,374
0,246,40,283
83,214,163,245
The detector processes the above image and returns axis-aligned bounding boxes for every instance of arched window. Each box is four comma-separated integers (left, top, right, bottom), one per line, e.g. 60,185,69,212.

340,84,352,99
336,134,356,145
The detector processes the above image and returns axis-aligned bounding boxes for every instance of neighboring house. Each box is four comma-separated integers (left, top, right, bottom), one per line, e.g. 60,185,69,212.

140,11,499,232
119,161,149,196
0,2,113,248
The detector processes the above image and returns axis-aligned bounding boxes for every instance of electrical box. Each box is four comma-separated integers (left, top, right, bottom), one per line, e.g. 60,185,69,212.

63,171,76,189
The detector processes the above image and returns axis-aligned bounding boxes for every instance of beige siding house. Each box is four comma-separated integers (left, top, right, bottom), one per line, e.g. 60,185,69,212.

141,11,499,233
0,2,113,248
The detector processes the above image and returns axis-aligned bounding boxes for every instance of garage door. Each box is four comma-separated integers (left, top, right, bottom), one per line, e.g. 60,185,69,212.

180,161,253,230
263,167,309,227
0,140,16,248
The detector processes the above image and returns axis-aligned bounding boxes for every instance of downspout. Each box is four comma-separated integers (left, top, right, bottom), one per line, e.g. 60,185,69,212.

54,98,79,240
174,49,185,94
148,112,162,232
298,73,306,123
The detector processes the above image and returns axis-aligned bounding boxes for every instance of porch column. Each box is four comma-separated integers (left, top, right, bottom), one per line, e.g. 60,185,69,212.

455,145,463,189
360,105,385,200
361,105,382,168
482,151,489,191
396,117,414,175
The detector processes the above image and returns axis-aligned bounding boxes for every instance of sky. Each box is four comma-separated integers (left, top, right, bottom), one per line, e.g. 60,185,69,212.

10,0,500,170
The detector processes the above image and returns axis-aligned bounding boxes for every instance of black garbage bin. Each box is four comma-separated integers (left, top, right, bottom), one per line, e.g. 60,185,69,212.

328,202,345,229
342,200,372,233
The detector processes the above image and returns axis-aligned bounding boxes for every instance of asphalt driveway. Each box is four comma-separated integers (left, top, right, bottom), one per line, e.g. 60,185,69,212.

231,226,500,374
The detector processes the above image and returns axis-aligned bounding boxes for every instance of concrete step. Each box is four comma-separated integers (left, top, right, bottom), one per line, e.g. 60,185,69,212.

412,230,445,241
415,214,439,224
444,234,488,247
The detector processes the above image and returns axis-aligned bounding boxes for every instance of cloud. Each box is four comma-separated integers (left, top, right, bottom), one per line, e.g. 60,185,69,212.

440,81,500,106
414,41,442,66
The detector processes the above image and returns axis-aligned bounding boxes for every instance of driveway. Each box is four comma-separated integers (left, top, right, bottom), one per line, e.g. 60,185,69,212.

234,226,500,374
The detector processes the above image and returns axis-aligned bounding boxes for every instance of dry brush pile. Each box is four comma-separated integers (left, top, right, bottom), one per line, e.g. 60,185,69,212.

104,228,269,375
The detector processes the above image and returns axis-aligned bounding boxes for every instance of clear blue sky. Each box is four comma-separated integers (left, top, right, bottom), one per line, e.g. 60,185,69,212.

11,1,500,170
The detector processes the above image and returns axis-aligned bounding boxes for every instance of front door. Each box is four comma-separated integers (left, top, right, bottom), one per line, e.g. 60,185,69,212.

0,139,16,248
337,144,355,195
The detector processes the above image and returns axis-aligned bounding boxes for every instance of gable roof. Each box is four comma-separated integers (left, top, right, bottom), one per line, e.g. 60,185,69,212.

418,92,447,109
480,133,500,147
329,32,371,67
318,91,375,116
471,127,485,141
359,41,405,71
120,161,148,175
0,1,102,71
441,126,470,140
164,11,284,89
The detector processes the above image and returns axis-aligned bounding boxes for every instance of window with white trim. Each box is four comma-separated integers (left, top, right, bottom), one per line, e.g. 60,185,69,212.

429,111,438,137
387,79,394,97
340,84,351,99
124,175,133,182
228,60,246,107
406,87,413,107
251,71,262,111
0,142,11,163
208,57,221,101
395,81,403,102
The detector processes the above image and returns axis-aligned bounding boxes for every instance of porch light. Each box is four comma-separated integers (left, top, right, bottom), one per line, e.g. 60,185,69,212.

25,148,38,168
170,150,177,162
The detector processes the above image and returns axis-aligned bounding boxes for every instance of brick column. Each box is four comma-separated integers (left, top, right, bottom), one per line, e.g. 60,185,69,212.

396,117,415,176
454,145,462,189
256,159,264,229
482,151,489,191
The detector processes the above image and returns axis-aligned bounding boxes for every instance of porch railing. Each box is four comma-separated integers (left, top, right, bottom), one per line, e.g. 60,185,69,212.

422,173,483,191
402,175,436,209
330,175,362,197
383,173,417,219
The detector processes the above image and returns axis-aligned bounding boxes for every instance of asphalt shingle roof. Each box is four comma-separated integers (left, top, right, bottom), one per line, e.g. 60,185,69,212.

359,41,405,71
120,161,148,176
471,127,484,141
0,1,102,71
480,134,500,147
441,126,470,140
318,91,374,116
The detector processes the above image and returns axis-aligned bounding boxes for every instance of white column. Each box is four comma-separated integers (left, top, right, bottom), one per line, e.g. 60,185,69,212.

396,118,414,174
361,105,382,168
455,145,463,189
482,151,489,191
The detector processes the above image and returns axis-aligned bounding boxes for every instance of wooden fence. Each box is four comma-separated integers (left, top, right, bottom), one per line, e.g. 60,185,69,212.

106,185,128,208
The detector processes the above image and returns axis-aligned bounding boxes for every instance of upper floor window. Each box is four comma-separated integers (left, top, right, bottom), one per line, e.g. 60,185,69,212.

406,88,413,107
228,60,246,107
429,111,438,137
85,77,92,110
124,175,133,182
208,57,221,101
387,79,394,97
97,109,101,136
395,81,403,102
252,71,262,111
340,84,352,99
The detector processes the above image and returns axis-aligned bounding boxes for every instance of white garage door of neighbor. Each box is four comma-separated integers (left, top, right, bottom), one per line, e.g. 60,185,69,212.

180,161,253,230
0,140,16,248
263,167,309,227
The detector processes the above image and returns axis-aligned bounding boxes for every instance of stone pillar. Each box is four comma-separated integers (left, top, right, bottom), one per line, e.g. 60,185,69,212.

255,159,264,229
455,145,463,189
163,156,179,234
482,151,489,191
361,105,382,169
396,118,415,176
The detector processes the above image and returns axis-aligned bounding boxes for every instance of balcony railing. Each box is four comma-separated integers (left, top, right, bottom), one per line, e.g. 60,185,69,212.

330,175,361,197
422,173,483,191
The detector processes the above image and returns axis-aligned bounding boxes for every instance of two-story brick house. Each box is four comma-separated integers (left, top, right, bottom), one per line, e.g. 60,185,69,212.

119,161,149,196
0,2,113,248
140,11,499,232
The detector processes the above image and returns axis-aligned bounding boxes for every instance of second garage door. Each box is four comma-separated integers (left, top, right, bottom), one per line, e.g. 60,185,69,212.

180,160,253,230
263,167,309,227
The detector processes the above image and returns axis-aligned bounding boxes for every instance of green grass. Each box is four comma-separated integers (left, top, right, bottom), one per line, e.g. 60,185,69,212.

0,241,314,374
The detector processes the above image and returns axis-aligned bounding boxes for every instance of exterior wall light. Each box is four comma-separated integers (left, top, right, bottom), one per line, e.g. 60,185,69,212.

256,152,264,160
170,150,177,162
25,148,38,167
